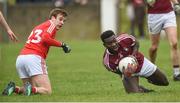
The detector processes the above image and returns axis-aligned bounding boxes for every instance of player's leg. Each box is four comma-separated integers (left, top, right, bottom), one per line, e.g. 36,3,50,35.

122,76,152,93
122,76,140,93
12,55,32,95
163,11,180,80
31,74,52,95
127,3,135,36
147,13,162,63
16,55,51,95
165,27,180,81
135,6,145,38
147,68,169,86
21,55,52,95
14,76,51,96
137,57,168,86
14,78,31,95
149,34,160,63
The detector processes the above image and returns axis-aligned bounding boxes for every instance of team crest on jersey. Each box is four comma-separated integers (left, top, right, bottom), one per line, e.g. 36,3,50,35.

124,47,128,51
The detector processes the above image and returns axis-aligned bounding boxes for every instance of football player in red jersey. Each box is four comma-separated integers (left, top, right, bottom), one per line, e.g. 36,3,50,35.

101,30,168,93
146,0,180,81
0,11,18,42
2,8,71,96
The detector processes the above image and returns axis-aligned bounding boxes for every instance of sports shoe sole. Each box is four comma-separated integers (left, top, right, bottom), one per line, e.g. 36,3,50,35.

2,82,15,96
24,82,32,96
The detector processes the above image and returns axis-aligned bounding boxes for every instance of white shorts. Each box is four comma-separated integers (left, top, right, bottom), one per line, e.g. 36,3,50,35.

134,57,157,77
147,11,177,34
16,55,48,79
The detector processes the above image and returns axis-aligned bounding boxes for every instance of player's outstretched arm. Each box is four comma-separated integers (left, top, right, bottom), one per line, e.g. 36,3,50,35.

61,43,71,53
0,11,18,42
171,0,180,14
42,33,71,53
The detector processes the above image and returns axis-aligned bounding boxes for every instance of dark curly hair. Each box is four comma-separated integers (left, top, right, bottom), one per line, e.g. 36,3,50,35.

100,30,115,42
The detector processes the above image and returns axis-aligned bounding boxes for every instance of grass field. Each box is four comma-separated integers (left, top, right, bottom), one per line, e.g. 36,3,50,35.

1,39,180,102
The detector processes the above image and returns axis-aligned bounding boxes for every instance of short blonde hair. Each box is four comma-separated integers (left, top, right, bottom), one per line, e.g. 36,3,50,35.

49,8,68,19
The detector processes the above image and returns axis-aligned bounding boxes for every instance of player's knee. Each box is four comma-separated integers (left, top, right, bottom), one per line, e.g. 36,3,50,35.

171,42,178,50
45,89,52,95
158,76,169,86
162,78,169,86
163,81,169,86
42,87,52,95
150,46,158,52
47,90,52,95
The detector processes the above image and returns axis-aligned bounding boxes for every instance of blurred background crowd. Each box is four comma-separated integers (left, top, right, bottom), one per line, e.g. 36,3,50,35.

0,0,180,42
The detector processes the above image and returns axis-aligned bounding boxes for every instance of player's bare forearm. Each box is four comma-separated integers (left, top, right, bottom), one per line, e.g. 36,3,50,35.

171,0,179,4
0,11,11,32
104,65,122,75
0,11,18,41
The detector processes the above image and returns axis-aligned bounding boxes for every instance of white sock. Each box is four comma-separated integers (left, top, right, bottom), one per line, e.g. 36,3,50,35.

174,67,180,76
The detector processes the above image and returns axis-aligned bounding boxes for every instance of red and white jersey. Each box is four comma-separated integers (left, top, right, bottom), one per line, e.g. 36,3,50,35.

20,20,63,59
103,34,144,73
148,0,173,14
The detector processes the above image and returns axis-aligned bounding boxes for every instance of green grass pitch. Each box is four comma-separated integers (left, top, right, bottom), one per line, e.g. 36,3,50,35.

1,39,180,102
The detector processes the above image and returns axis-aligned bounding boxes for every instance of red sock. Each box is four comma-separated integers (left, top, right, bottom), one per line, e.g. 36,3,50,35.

15,87,20,94
32,87,37,94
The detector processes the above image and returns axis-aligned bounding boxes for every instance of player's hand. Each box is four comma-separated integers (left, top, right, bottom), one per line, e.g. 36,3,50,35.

7,30,18,42
123,63,137,77
174,4,180,14
61,43,71,53
145,0,156,7
115,66,122,76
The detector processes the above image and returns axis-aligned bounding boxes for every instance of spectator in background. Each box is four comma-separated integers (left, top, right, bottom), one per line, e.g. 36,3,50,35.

54,0,64,7
0,11,18,42
126,0,146,38
74,0,88,5
53,0,72,7
17,0,52,3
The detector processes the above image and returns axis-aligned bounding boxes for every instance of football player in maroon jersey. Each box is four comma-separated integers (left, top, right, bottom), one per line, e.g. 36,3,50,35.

101,30,169,93
146,0,180,81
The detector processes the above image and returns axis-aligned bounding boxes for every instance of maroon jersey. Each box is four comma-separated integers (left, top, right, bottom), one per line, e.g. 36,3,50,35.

103,34,144,73
148,0,173,14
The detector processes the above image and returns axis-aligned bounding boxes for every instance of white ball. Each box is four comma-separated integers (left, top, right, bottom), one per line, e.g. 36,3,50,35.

118,56,138,73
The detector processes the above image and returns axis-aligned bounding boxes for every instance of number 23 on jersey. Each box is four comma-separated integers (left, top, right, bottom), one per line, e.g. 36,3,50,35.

26,29,43,44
